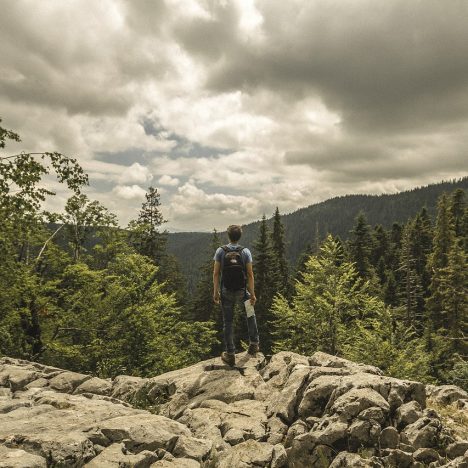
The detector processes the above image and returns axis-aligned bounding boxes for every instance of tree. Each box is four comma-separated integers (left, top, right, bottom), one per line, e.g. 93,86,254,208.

60,194,118,262
397,222,424,330
271,207,290,296
349,212,374,280
438,241,467,355
42,254,217,376
0,118,88,358
253,215,278,353
426,193,455,330
272,235,384,356
128,187,167,263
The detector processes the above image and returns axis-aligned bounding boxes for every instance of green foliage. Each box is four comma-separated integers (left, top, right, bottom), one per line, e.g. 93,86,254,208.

272,235,384,356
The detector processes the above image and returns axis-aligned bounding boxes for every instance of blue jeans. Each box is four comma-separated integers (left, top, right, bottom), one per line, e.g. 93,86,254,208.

221,287,259,354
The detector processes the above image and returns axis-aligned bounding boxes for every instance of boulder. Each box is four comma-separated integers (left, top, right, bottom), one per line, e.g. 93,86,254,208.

74,377,112,396
329,451,383,467
428,385,468,406
48,371,91,393
396,400,423,428
446,441,468,459
413,447,441,464
379,426,399,449
402,416,442,449
216,439,274,467
0,446,47,468
84,443,158,467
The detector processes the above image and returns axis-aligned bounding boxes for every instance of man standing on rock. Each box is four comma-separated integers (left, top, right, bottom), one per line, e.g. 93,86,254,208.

213,224,259,366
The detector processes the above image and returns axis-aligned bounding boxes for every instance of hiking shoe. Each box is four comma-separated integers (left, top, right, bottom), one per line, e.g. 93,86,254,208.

221,352,236,366
247,342,259,356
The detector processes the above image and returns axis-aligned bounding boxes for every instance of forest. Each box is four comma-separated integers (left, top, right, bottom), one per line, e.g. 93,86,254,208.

0,119,467,390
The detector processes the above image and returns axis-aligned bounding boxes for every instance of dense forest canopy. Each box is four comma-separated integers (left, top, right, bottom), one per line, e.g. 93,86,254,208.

0,119,466,391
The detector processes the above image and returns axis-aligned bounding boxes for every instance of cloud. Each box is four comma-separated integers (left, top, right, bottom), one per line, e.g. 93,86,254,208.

1,0,467,231
112,184,147,200
158,174,180,186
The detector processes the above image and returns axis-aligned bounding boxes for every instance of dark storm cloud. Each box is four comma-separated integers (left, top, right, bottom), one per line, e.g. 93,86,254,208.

175,0,468,134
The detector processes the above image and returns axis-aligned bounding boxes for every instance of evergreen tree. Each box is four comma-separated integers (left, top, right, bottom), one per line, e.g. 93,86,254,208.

189,229,220,323
253,215,277,353
271,207,290,296
349,212,374,280
438,241,467,355
426,193,455,330
397,222,424,330
411,208,433,297
272,235,384,356
450,188,466,238
128,187,167,263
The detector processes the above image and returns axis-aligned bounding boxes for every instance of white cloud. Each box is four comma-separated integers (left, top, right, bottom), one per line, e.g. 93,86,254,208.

158,174,180,186
119,162,153,184
112,184,147,200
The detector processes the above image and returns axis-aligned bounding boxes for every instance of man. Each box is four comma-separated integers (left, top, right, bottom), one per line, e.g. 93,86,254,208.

213,224,260,366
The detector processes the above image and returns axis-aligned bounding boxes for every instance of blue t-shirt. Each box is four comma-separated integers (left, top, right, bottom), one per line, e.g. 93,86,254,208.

214,243,253,265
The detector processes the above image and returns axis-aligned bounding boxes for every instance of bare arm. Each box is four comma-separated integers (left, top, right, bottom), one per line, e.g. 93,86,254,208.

213,260,221,304
246,263,256,305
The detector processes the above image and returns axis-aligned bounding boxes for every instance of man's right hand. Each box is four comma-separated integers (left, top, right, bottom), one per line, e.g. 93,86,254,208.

250,294,257,306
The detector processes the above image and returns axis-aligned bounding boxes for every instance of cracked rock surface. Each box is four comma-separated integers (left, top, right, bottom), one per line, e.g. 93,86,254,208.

1,352,467,467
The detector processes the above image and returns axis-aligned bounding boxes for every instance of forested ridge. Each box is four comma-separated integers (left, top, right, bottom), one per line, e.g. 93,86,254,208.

0,119,466,392
168,177,468,291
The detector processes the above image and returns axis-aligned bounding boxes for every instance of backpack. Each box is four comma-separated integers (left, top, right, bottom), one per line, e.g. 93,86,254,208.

221,245,246,290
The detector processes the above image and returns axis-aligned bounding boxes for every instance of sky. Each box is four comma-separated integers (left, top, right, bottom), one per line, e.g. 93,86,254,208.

1,0,468,232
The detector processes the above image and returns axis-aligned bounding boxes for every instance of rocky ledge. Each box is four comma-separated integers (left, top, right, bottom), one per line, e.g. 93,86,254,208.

0,351,467,467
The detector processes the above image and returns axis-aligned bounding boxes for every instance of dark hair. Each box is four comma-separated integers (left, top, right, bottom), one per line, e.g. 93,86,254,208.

227,225,242,242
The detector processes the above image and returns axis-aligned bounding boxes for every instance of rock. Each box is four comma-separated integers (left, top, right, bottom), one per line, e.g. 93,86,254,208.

172,434,212,461
287,435,335,468
0,366,38,392
310,416,348,447
0,446,47,467
402,416,442,449
111,374,147,401
327,387,390,420
217,439,274,467
298,374,343,418
84,443,158,467
358,406,386,424
266,365,310,423
48,371,91,393
97,414,191,452
379,426,399,449
413,447,441,464
429,385,468,406
396,400,423,428
271,443,288,468
284,420,308,448
446,441,468,459
74,376,112,396
309,352,382,375
347,419,380,449
151,459,200,467
329,451,383,467
380,448,413,468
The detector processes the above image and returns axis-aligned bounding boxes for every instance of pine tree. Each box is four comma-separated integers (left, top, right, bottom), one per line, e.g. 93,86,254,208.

397,222,424,330
253,215,277,353
450,189,466,238
270,207,289,297
128,187,167,263
426,193,455,330
438,241,467,355
189,230,220,322
272,235,385,356
349,212,374,280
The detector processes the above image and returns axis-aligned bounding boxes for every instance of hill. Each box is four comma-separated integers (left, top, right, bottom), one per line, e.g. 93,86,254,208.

167,178,468,290
1,352,466,466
